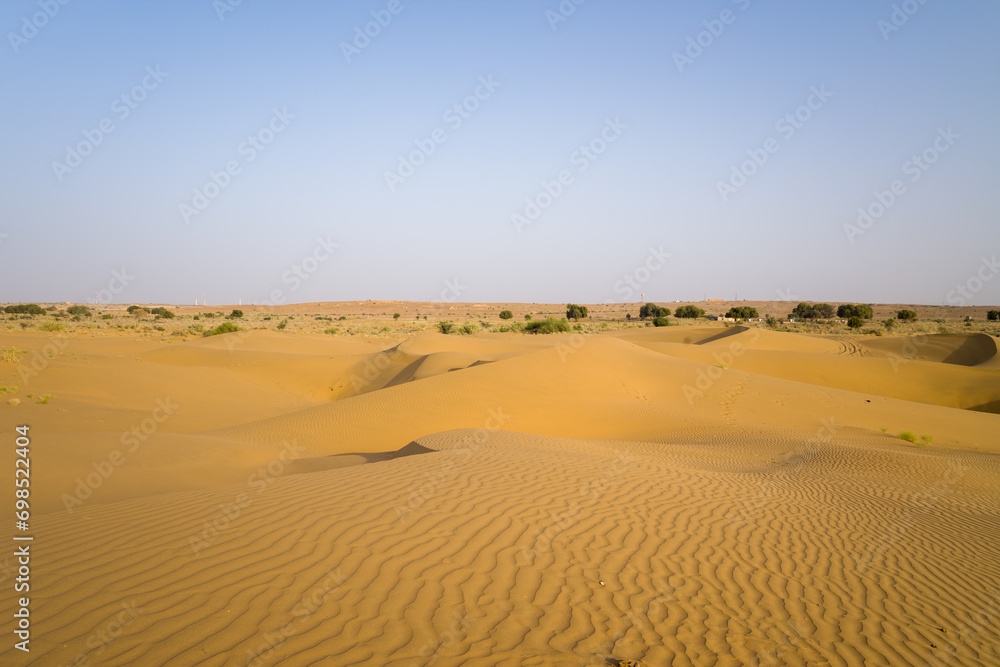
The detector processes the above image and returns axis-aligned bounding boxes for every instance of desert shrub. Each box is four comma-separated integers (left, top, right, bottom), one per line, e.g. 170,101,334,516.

154,324,165,331
726,306,758,319
499,310,513,320
652,316,670,327
101,314,113,320
988,310,1000,321
39,321,65,332
837,304,873,319
71,315,81,322
204,322,241,336
229,309,243,319
437,321,455,334
393,313,400,320
524,317,571,334
202,312,218,318
640,303,670,319
566,304,588,320
674,305,705,318
898,431,917,443
187,324,204,334
847,316,864,329
459,323,477,335
4,304,45,315
151,307,175,319
276,319,288,330
66,305,91,316
524,314,531,320
897,309,917,321
882,318,896,329
126,305,148,314
324,327,339,335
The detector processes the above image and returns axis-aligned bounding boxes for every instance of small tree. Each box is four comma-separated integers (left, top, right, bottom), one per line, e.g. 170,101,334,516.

524,314,532,320
987,310,999,321
639,303,670,319
652,316,670,327
566,304,588,320
674,305,705,318
229,309,244,319
814,303,835,319
499,310,513,320
393,313,400,320
847,316,864,329
725,306,759,319
838,304,873,319
897,309,917,321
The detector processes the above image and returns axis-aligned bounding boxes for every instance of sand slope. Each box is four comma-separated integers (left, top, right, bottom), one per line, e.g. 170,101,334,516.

1,325,998,665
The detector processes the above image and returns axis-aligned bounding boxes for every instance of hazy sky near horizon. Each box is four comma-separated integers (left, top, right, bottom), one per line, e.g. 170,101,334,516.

1,0,998,307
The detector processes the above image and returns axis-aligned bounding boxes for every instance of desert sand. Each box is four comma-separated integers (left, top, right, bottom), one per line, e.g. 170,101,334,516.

1,311,998,665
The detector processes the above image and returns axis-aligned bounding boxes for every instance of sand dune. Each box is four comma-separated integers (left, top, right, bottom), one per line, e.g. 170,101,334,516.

1,323,998,665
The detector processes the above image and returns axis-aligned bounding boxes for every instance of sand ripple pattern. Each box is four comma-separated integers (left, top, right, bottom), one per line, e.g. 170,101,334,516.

3,428,999,666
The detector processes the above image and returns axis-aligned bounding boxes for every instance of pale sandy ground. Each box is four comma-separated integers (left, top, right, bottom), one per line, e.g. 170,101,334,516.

1,321,998,665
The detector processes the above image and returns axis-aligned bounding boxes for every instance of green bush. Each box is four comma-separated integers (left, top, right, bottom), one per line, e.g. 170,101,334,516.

725,306,758,319
393,313,400,320
898,431,917,443
229,309,243,319
126,305,147,314
40,321,65,332
204,322,241,336
4,304,45,315
524,314,531,320
897,309,917,321
988,310,1000,321
324,327,339,335
499,310,513,320
639,303,670,319
276,319,288,330
202,312,218,318
882,318,896,329
437,321,455,334
524,317,571,334
459,323,477,335
100,314,113,320
151,307,175,319
837,304,873,319
652,316,670,327
674,305,705,319
566,304,588,320
847,316,864,329
66,305,92,316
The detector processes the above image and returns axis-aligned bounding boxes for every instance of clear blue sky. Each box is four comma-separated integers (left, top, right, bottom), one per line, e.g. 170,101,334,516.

1,0,998,306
